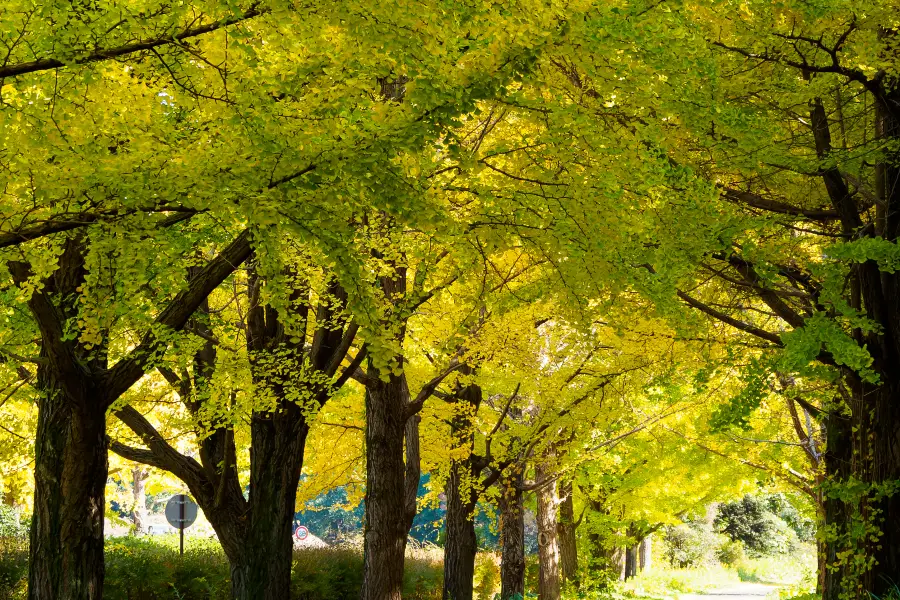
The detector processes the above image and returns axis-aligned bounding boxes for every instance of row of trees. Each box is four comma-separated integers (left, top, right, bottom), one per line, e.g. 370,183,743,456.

0,0,897,598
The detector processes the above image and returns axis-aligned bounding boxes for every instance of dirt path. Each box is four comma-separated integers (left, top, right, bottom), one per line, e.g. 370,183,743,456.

678,583,781,600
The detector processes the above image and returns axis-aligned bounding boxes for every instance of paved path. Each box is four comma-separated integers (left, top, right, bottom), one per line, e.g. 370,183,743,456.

679,583,781,600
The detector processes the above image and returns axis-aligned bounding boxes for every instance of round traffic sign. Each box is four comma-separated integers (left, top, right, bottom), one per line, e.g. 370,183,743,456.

294,525,309,541
165,494,198,530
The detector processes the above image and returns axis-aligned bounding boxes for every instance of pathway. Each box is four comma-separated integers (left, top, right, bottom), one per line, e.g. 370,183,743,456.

679,583,781,600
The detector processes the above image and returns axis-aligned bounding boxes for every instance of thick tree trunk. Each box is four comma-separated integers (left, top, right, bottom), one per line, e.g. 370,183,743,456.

499,470,525,600
230,415,310,600
622,524,640,580
442,377,483,600
818,81,900,600
361,369,410,600
132,467,148,534
443,463,478,600
536,465,560,600
28,379,107,600
855,379,900,599
557,481,578,587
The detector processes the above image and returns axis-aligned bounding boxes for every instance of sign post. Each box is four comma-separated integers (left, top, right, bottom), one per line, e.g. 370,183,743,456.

165,494,198,555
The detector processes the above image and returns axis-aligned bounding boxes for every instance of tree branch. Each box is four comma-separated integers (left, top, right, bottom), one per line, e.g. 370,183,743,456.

0,6,267,79
677,289,784,346
404,359,465,421
102,229,253,405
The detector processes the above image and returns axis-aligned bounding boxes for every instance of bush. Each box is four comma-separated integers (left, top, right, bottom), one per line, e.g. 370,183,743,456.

663,522,724,568
0,507,28,540
473,553,499,600
716,539,746,566
0,537,27,600
715,495,805,556
104,536,231,600
736,552,816,586
0,537,445,600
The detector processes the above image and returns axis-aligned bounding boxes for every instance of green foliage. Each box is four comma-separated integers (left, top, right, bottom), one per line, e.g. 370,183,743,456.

716,539,746,567
0,507,27,539
663,521,725,568
710,360,771,430
828,238,900,274
735,553,817,586
103,537,231,600
0,538,445,600
0,537,27,600
473,553,499,600
620,565,740,597
715,495,806,556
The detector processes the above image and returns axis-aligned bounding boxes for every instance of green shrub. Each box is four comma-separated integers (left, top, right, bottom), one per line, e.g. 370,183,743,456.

292,547,364,600
735,552,816,585
0,537,445,600
716,539,746,566
473,553,499,600
104,536,231,600
715,494,806,556
0,537,27,600
620,565,739,596
0,508,27,540
663,522,723,568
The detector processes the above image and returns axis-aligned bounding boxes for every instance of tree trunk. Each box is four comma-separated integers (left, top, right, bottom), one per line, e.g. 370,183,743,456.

557,481,578,587
442,376,483,600
536,464,560,600
132,467,148,534
868,381,900,597
639,535,651,572
443,462,479,600
623,542,638,580
499,470,525,600
229,414,310,600
612,547,626,581
28,378,107,600
821,407,848,600
361,368,410,600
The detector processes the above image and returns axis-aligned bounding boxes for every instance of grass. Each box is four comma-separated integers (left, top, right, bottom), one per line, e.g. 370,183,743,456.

619,551,816,600
621,565,742,597
734,554,816,586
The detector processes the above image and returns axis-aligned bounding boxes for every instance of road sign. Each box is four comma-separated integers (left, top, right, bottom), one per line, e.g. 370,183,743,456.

165,494,198,555
294,525,309,541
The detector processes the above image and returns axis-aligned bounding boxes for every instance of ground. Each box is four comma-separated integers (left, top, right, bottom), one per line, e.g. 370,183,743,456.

680,583,781,600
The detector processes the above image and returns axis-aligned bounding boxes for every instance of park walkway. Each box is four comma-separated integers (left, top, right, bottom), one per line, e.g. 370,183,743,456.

680,583,781,600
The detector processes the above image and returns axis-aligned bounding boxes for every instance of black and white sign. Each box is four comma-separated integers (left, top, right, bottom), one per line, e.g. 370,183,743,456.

165,494,198,529
165,494,198,555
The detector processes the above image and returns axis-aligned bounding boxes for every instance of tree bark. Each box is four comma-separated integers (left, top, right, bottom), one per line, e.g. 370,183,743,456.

821,407,852,600
499,469,525,600
623,541,638,580
442,378,483,600
443,462,479,600
28,377,107,600
557,480,578,587
132,467,148,534
361,368,411,600
536,463,561,600
639,535,651,572
230,416,310,600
